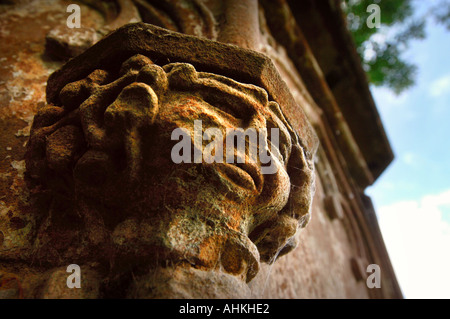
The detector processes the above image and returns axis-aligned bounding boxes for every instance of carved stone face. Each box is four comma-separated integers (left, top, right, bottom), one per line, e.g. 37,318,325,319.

26,54,314,281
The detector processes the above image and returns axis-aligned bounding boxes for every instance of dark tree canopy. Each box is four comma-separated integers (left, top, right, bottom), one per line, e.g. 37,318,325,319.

343,0,449,94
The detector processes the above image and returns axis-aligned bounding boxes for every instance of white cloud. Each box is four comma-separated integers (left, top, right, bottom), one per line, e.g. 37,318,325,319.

377,189,450,299
372,86,409,108
402,152,416,166
371,86,417,123
429,75,450,97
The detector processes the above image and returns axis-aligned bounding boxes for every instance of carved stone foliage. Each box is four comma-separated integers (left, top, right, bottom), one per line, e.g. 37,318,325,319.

22,23,316,296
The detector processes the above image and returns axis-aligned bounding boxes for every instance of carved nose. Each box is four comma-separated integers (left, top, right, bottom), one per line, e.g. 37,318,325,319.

104,82,159,130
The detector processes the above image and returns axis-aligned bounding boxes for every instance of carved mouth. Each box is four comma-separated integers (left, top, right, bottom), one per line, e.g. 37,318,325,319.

215,162,263,192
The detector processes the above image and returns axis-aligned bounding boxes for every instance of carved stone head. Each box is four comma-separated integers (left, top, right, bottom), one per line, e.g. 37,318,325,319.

25,23,316,286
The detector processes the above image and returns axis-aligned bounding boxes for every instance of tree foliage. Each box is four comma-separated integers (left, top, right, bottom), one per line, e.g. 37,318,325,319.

433,1,450,30
342,0,449,94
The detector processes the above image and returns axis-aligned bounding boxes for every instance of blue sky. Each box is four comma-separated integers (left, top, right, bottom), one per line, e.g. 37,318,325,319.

365,1,450,299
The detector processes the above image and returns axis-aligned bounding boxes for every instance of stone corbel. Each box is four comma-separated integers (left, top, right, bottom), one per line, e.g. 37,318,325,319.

24,23,318,298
